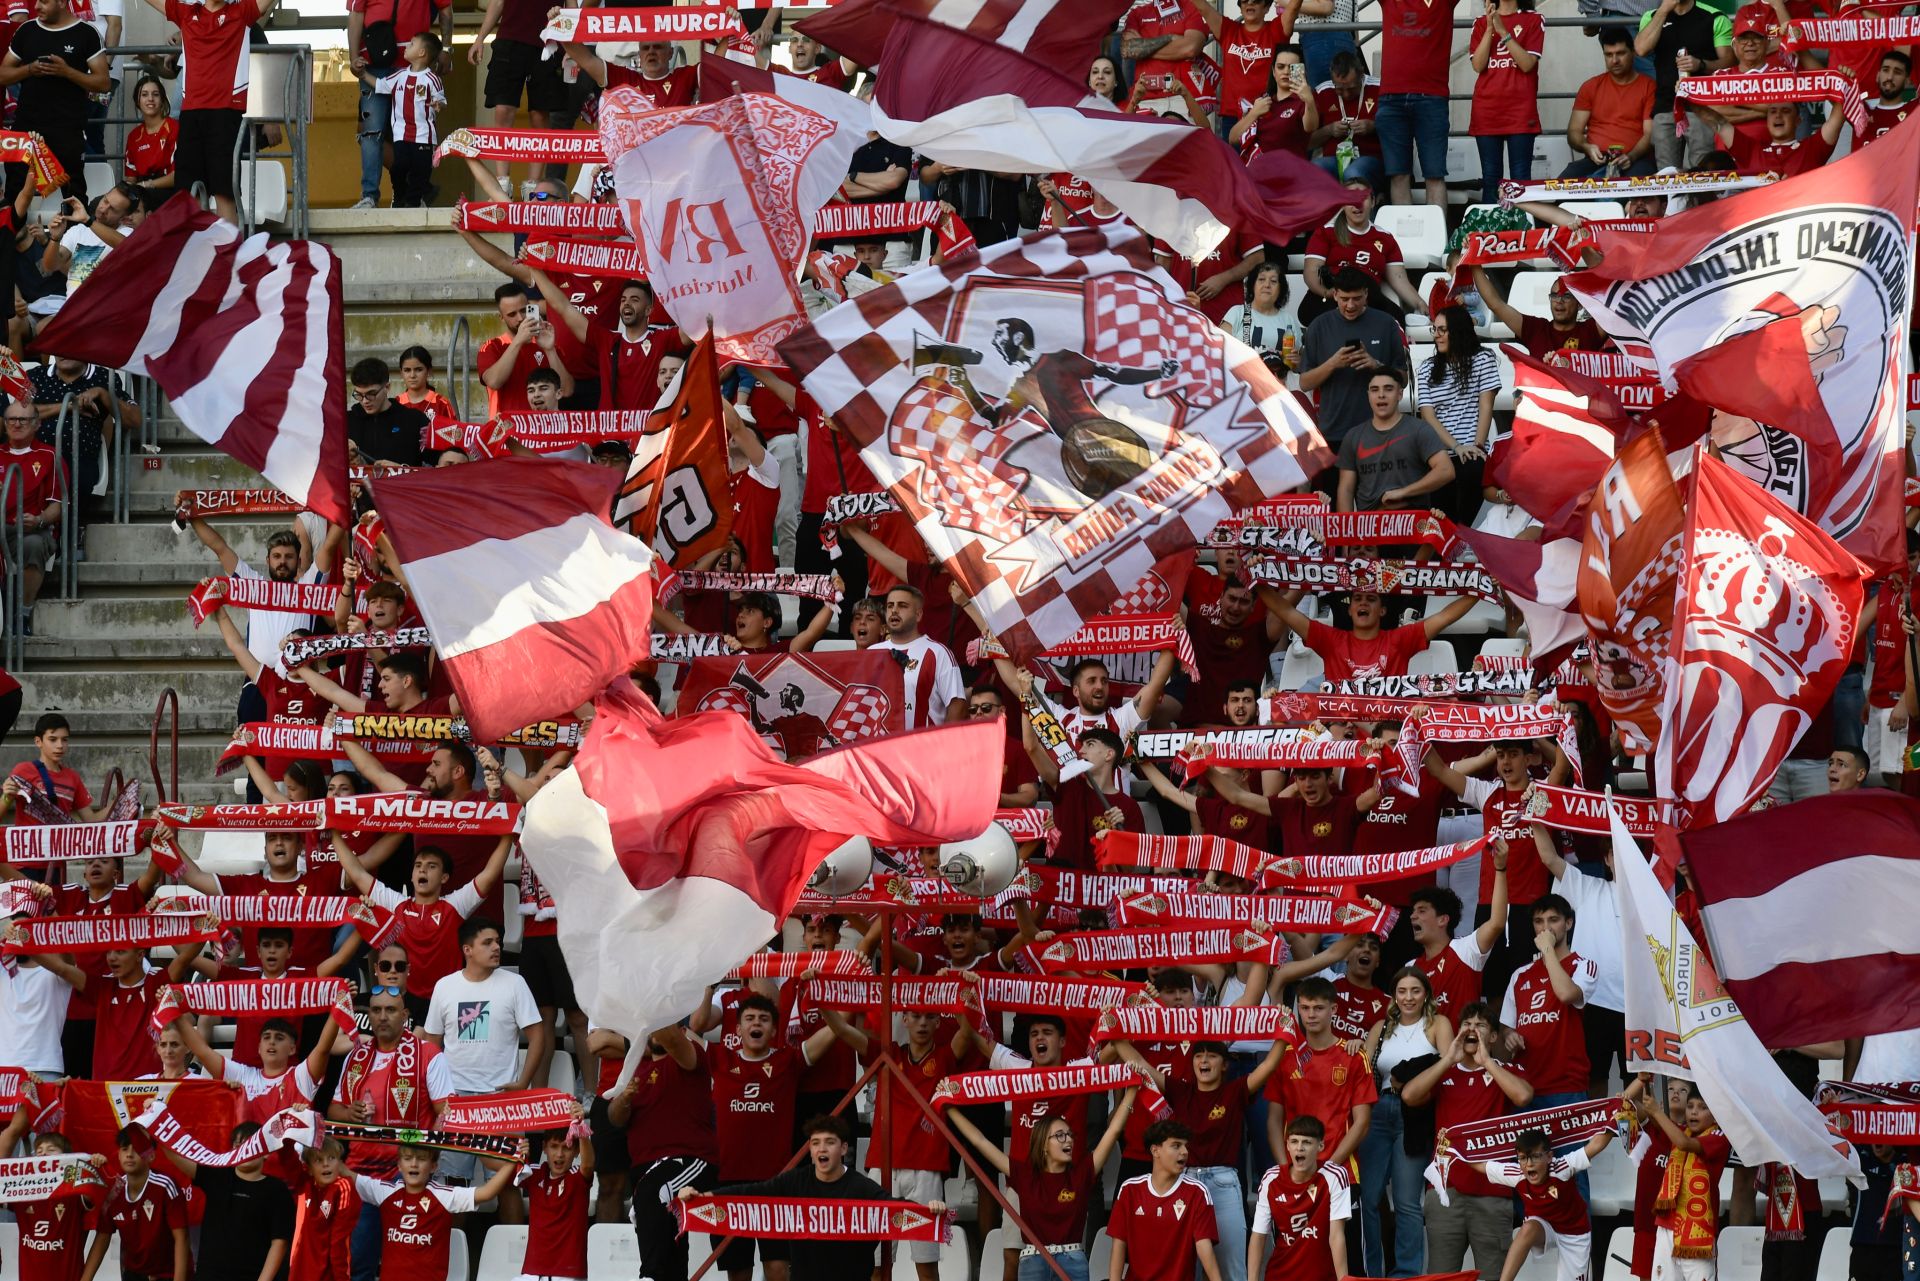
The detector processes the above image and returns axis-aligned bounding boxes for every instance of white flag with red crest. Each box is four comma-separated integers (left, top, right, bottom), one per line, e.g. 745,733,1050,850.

1655,450,1871,830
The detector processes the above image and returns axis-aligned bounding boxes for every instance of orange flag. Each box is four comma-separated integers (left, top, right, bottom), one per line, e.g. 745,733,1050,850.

614,328,734,567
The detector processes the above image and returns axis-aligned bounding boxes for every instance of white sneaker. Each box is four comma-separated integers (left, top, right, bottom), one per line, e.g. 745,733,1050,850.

349,197,376,210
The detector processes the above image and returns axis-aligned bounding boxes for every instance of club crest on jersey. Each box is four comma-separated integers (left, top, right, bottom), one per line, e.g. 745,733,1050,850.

1173,1199,1187,1219
390,1079,415,1115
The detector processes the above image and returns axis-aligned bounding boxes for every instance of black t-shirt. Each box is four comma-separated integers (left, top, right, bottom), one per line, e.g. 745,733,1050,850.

347,402,429,466
731,1164,891,1280
9,19,103,129
1645,2,1723,110
847,138,912,202
195,1168,294,1281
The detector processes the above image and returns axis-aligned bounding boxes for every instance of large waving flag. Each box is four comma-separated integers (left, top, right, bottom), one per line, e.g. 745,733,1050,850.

1611,801,1860,1182
1681,790,1920,1046
520,681,1003,1089
840,9,1349,260
778,222,1331,662
597,88,858,367
1565,115,1920,572
31,197,349,525
614,329,733,567
1654,451,1870,831
370,459,655,744
797,0,1127,72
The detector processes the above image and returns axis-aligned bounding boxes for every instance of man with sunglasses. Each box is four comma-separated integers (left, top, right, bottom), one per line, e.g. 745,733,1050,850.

965,685,1040,808
330,981,453,1281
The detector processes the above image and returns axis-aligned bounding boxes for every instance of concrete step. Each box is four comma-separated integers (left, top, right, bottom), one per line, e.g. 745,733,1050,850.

19,668,244,714
0,740,230,795
127,452,267,499
77,561,215,592
26,708,236,737
85,521,297,568
18,634,230,665
32,596,208,640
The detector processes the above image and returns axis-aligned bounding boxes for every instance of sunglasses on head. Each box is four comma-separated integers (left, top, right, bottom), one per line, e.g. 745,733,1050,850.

369,984,405,998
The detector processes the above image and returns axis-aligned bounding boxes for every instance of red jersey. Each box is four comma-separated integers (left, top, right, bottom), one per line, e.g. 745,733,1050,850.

1007,1156,1099,1248
1123,1040,1197,1161
1487,1146,1594,1234
1109,1173,1220,1281
865,1041,963,1173
590,325,673,413
355,1178,479,1280
1219,18,1285,115
291,1175,358,1281
1523,315,1612,363
1866,97,1916,141
1126,0,1209,106
1265,1041,1377,1156
1501,951,1598,1094
1271,795,1358,859
1,445,64,521
1380,0,1453,96
123,118,177,181
709,1043,805,1179
101,1171,188,1279
50,882,142,1007
220,965,316,1070
1414,935,1491,1017
476,333,561,417
1046,172,1097,227
15,1187,94,1281
1330,978,1391,1042
1159,230,1264,325
1197,795,1271,858
1469,12,1545,134
167,0,259,110
1652,1129,1733,1227
1432,1059,1526,1197
1304,620,1425,682
1304,223,1404,288
221,866,338,972
603,63,697,109
366,880,481,998
1183,588,1275,726
1730,129,1835,177
1313,78,1382,157
790,993,855,1094
783,59,848,91
1251,1162,1352,1281
623,1044,720,1166
1050,780,1145,872
12,761,92,825
1466,777,1548,904
1166,1077,1257,1168
92,970,169,1080
798,396,880,513
730,463,780,574
518,1160,590,1279
1353,773,1447,905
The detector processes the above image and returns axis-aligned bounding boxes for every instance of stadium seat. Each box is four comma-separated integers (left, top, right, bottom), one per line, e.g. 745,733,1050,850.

475,1223,529,1280
1600,1227,1638,1281
588,1223,643,1275
240,160,290,227
1375,203,1447,270
814,638,858,653
1588,1139,1634,1216
83,162,115,203
1561,199,1625,222
509,1048,575,1098
977,1227,1013,1281
447,1226,470,1281
1533,134,1574,178
1474,636,1530,666
1090,1229,1114,1277
1720,1225,1766,1281
1491,344,1518,411
1437,596,1510,640
194,828,273,875
1406,640,1458,678
1446,135,1479,191
1818,1174,1851,1213
944,1174,976,1224
1277,638,1326,691
890,1238,972,1280
1814,1226,1851,1281
1508,271,1561,319
1514,1239,1563,1281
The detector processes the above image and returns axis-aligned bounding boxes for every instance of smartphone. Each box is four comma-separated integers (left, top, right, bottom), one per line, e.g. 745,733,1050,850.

526,301,541,325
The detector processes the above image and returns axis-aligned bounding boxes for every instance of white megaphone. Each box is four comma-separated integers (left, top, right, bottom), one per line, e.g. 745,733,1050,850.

937,823,1019,898
808,836,874,897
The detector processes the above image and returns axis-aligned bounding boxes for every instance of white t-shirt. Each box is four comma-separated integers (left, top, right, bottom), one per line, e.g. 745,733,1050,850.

1552,864,1624,1012
233,558,329,667
1219,304,1300,358
26,224,113,316
1,963,68,1074
1855,1031,1920,1084
221,1059,319,1106
874,635,965,729
425,968,542,1093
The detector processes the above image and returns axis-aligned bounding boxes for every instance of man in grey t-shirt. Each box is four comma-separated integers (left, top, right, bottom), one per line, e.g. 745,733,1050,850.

1299,266,1409,449
1334,368,1454,512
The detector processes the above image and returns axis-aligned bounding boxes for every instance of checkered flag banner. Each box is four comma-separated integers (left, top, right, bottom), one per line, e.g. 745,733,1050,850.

778,224,1332,661
673,649,907,759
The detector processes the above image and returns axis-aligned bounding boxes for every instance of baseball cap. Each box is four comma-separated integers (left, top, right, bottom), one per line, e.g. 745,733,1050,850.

1733,3,1775,36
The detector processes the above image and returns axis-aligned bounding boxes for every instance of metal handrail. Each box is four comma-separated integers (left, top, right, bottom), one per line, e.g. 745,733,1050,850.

106,391,130,525
149,685,178,804
48,394,80,602
231,43,313,238
446,315,473,422
0,467,21,671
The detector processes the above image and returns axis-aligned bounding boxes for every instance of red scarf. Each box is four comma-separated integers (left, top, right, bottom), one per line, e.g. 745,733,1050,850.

1260,840,1486,890
931,1062,1143,1110
1114,891,1393,935
438,1089,577,1135
1091,1004,1298,1044
1095,831,1270,881
340,1034,436,1131
676,1195,954,1243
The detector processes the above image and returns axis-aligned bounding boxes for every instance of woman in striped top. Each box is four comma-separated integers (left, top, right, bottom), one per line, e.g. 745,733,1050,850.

1415,305,1501,526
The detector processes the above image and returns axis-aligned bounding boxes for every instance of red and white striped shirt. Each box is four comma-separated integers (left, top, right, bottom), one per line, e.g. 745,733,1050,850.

874,635,964,729
375,67,445,145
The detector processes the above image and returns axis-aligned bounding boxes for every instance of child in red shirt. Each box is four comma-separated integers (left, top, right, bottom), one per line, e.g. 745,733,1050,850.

1461,1126,1616,1281
10,1130,105,1281
291,1139,358,1281
516,1128,595,1281
353,1143,525,1281
82,1125,190,1281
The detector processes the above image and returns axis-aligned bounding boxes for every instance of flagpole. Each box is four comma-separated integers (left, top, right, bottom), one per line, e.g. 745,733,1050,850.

683,896,1077,1281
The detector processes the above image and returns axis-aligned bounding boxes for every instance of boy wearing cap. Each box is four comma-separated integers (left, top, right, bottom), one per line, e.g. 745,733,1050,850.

1472,270,1611,361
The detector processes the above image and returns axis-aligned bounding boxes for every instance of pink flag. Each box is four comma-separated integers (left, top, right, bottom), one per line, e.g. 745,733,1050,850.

368,458,654,744
519,681,1004,1091
30,197,349,524
596,88,858,367
1655,451,1872,830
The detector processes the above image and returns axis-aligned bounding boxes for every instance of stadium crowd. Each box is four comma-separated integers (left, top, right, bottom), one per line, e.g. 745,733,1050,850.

0,2,1916,1281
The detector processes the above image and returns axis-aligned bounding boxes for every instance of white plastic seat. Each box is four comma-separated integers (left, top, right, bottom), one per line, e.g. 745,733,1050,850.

1815,1226,1851,1281
446,1229,470,1281
813,638,858,652
1406,640,1458,678
1561,199,1625,222
977,1226,1013,1281
587,1222,642,1273
193,828,273,875
1533,133,1574,177
1720,1225,1766,1281
1491,343,1518,411
1374,203,1447,270
1277,638,1326,691
1588,1139,1634,1216
475,1223,529,1281
1435,594,1509,639
82,161,115,203
1507,271,1561,320
240,160,290,226
943,1174,976,1224
890,1239,973,1280
1090,1230,1114,1277
1474,635,1530,666
1445,135,1479,191
1601,1227,1638,1281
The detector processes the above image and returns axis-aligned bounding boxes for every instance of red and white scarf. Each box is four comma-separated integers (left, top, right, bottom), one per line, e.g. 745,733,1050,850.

976,973,1144,1013
1440,1096,1623,1161
931,1061,1143,1110
0,1154,106,1204
650,632,736,663
1393,703,1580,788
453,198,627,235
439,1089,578,1135
148,979,355,1039
1461,226,1594,267
497,410,650,451
2,820,143,864
818,491,901,557
1242,555,1503,604
434,127,605,165
1498,169,1762,208
1674,72,1867,135
802,975,975,1013
135,1101,318,1169
320,1118,520,1159
519,238,644,278
813,200,945,239
1091,1004,1299,1044
1783,13,1920,46
322,792,521,835
280,627,432,672
4,912,220,954
661,571,841,603
1335,670,1531,698
339,1033,437,1130
1024,867,1194,912
676,1194,954,1243
1095,831,1270,882
188,576,363,627
151,893,363,930
153,801,322,830
1521,785,1673,837
1028,927,1288,971
728,950,872,981
1115,891,1395,936
0,883,45,918
1259,839,1488,891
174,488,302,523
1817,1102,1920,1141
1262,691,1464,726
1176,728,1378,781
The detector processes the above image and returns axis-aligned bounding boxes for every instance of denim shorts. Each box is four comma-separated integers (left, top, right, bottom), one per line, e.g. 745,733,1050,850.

1375,92,1450,180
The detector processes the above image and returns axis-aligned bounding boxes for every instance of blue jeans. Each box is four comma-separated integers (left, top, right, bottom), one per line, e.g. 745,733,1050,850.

1314,153,1386,192
1834,664,1866,750
1018,1248,1091,1281
1532,1091,1592,1203
357,77,392,203
1357,1092,1428,1276
1474,133,1535,204
1376,93,1450,182
1192,1165,1249,1281
1299,30,1357,88
349,1196,383,1281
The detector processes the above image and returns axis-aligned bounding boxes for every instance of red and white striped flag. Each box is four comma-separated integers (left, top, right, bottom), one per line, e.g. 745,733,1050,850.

1488,346,1626,539
30,198,350,525
797,0,1126,73
368,458,655,744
